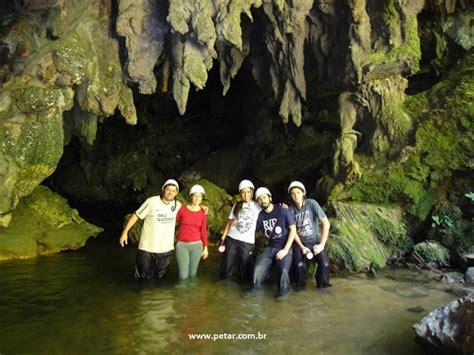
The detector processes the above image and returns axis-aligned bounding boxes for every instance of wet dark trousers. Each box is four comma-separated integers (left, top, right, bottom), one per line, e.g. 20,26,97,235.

220,237,255,280
292,243,331,287
135,249,173,280
253,247,292,294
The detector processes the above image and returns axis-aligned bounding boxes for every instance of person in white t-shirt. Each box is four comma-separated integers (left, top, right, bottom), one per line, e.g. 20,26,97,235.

219,179,261,281
119,179,182,280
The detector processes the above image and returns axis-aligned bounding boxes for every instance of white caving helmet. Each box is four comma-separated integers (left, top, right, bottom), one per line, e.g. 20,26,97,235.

162,179,180,192
288,181,306,195
189,184,205,196
238,179,255,191
255,187,272,200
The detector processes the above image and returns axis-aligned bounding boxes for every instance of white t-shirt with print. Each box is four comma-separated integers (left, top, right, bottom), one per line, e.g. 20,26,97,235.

227,201,261,244
135,196,181,253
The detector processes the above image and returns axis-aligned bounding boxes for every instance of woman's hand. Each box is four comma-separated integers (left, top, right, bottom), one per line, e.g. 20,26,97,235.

201,246,209,260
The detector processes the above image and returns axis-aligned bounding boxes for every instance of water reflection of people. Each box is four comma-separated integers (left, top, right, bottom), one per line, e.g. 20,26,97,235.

219,180,261,282
175,184,209,280
252,187,296,296
119,179,181,280
288,181,331,289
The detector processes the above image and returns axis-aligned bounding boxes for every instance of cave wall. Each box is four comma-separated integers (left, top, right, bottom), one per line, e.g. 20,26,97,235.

0,0,136,227
0,0,472,266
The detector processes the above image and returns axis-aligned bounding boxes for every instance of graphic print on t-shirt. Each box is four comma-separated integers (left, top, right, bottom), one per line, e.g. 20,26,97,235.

294,210,313,239
262,218,279,239
236,205,255,233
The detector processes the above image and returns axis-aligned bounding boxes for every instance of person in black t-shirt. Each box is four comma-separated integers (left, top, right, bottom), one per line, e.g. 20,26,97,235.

252,187,296,296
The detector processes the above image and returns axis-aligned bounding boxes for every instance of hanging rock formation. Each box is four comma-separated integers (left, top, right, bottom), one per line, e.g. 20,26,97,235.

0,0,473,264
0,0,136,227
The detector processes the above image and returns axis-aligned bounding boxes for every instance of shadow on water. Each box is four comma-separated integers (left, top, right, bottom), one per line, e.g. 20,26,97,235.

0,232,456,354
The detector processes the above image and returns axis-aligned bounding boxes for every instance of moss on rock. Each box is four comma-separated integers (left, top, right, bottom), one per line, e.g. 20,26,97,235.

0,185,102,261
344,51,473,221
327,201,411,272
0,1,137,224
413,241,450,267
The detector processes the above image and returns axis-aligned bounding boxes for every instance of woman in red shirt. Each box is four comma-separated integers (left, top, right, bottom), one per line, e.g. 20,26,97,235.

175,184,209,279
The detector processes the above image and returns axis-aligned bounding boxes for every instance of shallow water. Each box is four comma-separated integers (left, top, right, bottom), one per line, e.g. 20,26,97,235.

0,235,457,354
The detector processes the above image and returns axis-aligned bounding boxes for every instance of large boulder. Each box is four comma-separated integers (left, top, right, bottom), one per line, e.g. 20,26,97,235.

0,185,102,261
327,201,412,272
413,295,474,353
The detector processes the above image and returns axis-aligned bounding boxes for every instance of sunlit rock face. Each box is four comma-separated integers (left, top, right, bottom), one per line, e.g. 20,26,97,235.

0,1,472,264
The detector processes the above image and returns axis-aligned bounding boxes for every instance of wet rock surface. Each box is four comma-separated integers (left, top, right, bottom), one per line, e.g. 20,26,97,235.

0,186,102,261
413,295,474,354
0,1,472,262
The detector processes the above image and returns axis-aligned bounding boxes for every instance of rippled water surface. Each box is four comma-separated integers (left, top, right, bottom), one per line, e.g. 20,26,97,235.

0,236,457,354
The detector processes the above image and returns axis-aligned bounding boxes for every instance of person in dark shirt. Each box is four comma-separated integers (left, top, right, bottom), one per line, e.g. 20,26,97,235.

288,181,331,289
252,187,296,296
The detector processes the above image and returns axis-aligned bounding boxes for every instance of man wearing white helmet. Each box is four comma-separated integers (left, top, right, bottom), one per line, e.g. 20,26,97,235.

219,179,261,281
252,187,296,296
175,184,209,280
119,179,182,280
288,181,331,289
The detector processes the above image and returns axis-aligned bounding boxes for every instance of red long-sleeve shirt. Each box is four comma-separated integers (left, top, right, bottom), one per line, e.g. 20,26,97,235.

176,206,208,246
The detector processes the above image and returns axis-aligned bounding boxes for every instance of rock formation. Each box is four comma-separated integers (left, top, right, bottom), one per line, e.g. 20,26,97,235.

413,294,474,353
0,0,472,263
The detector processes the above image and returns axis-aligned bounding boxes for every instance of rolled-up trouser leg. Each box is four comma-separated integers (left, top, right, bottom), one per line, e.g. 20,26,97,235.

153,250,173,279
135,249,154,280
291,244,306,286
253,248,273,288
314,248,331,287
276,250,292,294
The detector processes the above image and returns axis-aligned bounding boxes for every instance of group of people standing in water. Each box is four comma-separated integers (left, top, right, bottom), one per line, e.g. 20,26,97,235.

119,178,331,296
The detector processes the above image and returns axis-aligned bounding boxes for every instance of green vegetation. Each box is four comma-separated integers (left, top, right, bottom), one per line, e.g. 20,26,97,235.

370,214,411,255
428,193,474,259
346,52,474,222
413,241,450,266
327,201,409,272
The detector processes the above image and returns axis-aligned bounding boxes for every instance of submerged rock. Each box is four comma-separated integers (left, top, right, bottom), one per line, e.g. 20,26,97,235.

0,185,102,261
413,295,474,354
440,271,465,284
